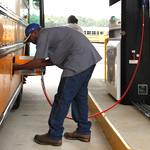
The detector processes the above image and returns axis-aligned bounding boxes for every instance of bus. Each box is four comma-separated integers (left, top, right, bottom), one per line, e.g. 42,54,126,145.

0,0,42,126
83,27,109,43
0,0,29,126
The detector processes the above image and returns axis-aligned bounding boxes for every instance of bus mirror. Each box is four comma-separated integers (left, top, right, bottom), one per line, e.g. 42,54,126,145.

33,0,40,10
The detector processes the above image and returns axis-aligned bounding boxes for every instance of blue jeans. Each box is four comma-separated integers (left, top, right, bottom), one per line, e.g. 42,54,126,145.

48,65,95,140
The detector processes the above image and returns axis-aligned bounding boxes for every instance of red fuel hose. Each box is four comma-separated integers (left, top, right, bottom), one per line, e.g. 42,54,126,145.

41,7,145,120
41,76,72,119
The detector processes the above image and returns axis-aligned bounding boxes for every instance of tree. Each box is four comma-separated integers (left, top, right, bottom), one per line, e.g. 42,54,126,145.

30,14,40,24
29,14,109,27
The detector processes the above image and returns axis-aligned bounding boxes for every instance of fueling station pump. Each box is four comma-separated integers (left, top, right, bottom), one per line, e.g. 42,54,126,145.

106,0,150,117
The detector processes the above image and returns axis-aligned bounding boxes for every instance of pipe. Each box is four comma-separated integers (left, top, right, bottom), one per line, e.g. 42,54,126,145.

39,0,45,27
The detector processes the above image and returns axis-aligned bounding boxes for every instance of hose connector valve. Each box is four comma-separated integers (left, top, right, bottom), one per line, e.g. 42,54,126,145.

142,0,146,6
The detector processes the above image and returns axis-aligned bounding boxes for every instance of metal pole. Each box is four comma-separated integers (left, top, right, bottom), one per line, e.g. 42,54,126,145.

104,38,109,81
39,0,45,27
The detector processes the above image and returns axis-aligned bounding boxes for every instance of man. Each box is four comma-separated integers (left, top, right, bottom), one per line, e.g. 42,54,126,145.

14,23,102,146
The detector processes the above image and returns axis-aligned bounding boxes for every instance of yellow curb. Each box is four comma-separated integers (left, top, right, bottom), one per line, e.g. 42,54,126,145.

88,92,132,150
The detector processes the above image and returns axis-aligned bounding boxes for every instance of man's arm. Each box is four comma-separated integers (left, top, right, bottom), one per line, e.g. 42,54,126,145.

13,59,54,71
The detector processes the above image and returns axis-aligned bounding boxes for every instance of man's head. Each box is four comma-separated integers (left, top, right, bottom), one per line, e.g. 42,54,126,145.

67,15,78,24
24,23,41,44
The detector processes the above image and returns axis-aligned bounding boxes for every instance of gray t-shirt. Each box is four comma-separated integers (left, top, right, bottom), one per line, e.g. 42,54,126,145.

34,26,102,77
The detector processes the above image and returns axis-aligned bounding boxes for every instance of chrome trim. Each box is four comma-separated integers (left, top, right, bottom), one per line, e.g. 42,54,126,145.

23,0,29,9
0,43,24,58
109,27,121,31
0,83,22,126
0,4,28,27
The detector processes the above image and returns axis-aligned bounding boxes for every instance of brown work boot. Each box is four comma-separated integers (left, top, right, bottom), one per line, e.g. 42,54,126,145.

64,131,90,142
34,133,62,146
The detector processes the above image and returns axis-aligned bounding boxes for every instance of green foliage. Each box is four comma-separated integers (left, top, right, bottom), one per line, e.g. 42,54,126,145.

30,14,40,24
29,14,109,27
45,15,67,27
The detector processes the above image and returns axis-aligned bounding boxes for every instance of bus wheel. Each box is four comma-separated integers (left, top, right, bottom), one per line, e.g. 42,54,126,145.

12,88,23,109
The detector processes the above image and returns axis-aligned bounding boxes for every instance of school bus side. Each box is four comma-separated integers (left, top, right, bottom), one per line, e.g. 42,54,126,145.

83,27,109,43
0,0,28,126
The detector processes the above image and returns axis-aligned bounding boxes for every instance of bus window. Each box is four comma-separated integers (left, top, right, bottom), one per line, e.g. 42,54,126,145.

29,0,40,56
30,0,40,24
97,31,99,35
84,31,87,34
87,31,91,35
92,31,96,35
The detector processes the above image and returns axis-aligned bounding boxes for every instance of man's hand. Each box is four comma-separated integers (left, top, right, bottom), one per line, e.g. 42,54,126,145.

12,59,54,71
13,63,21,71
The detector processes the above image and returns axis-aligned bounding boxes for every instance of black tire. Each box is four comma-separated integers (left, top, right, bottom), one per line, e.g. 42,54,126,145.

12,88,23,109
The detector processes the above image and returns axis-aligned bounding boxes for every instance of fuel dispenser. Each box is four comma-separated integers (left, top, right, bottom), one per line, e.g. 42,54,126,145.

107,0,150,115
106,1,121,100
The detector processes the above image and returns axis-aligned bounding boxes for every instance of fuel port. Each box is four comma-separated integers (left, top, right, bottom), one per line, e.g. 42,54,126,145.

13,55,42,76
11,56,15,79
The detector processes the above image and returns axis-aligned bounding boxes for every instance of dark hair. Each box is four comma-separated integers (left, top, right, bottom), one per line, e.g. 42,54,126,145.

68,15,78,24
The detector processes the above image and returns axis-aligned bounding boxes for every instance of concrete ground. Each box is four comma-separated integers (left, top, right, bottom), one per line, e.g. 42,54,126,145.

89,79,150,150
1,43,149,150
0,65,112,150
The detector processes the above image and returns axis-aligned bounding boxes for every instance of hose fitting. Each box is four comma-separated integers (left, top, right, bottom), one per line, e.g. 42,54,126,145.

142,0,146,6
